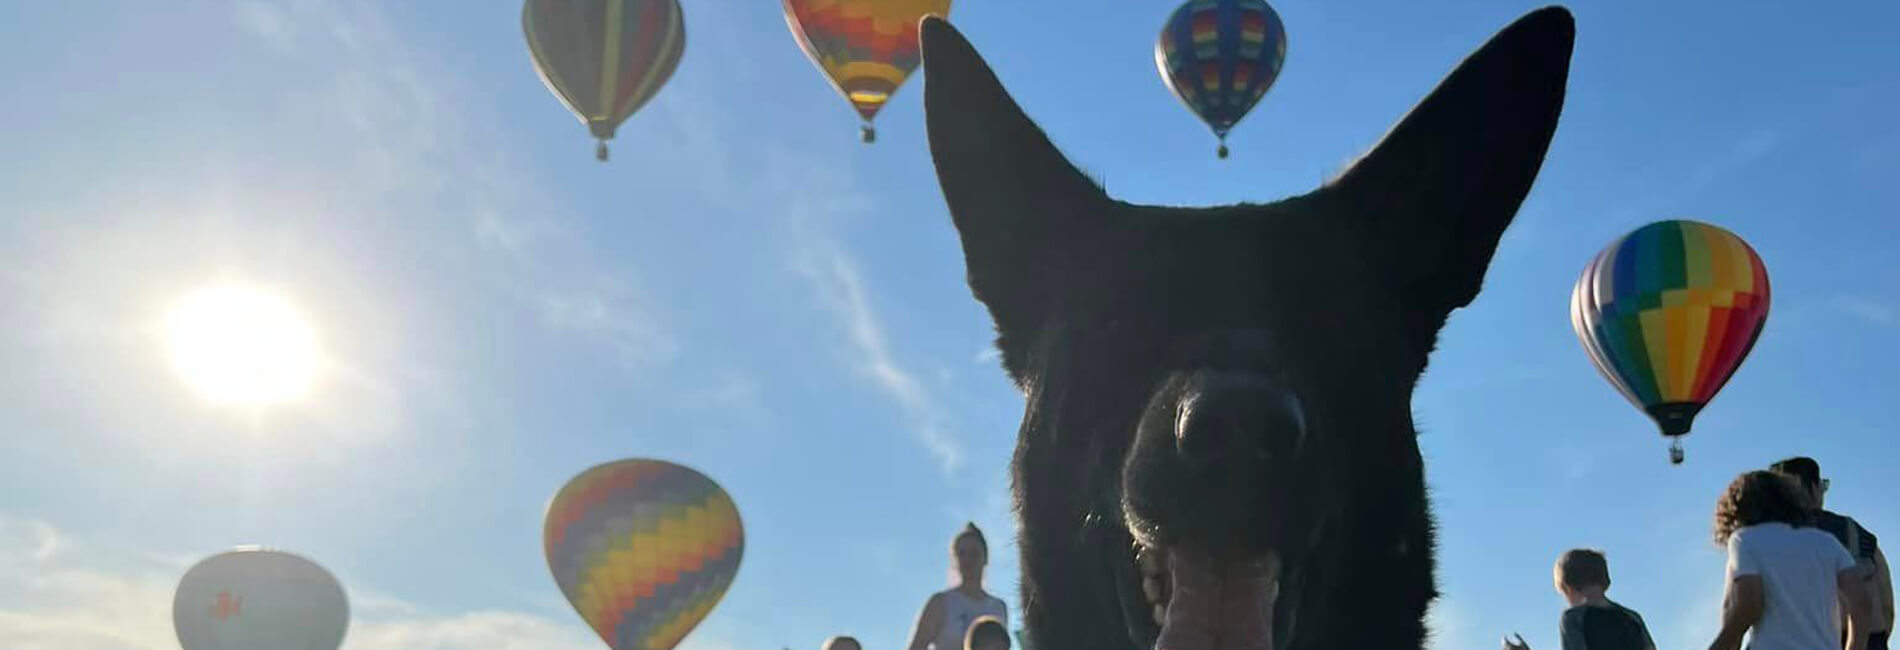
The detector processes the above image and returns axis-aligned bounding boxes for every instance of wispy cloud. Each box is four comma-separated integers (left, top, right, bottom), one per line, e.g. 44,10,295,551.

346,611,600,650
795,234,965,474
673,370,769,421
0,515,187,650
232,0,297,53
516,0,973,478
0,517,60,562
1678,129,1783,203
226,0,677,370
540,289,680,367
1609,127,1784,226
1830,294,1898,328
690,142,971,475
0,513,715,650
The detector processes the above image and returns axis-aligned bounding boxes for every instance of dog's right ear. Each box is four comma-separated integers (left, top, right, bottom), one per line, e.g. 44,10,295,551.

922,17,1108,355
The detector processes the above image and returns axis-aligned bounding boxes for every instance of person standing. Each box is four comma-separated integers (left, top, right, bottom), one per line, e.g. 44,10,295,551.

906,523,1009,650
1770,457,1892,650
1707,470,1874,650
1503,549,1656,650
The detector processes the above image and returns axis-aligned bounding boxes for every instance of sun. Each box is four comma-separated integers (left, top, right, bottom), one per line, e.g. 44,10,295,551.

162,284,321,408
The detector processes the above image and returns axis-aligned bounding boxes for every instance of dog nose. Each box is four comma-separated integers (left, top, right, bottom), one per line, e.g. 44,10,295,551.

1174,372,1306,465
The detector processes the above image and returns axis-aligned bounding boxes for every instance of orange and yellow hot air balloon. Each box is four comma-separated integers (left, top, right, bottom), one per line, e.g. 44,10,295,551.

1571,220,1771,465
544,459,744,650
783,0,953,143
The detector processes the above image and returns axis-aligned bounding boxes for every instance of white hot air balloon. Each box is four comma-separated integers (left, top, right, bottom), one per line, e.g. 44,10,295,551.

173,547,350,650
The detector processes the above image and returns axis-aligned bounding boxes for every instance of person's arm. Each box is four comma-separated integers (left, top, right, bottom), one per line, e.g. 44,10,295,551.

1712,531,1765,650
906,594,946,650
1709,574,1764,650
1843,566,1874,650
1876,546,1894,631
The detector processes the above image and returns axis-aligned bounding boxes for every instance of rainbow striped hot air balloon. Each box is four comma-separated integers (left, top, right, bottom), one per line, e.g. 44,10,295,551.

1571,220,1771,465
545,459,744,650
783,0,953,143
524,0,686,162
1157,0,1288,159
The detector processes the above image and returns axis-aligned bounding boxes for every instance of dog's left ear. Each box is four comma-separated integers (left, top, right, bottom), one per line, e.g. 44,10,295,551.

921,16,1109,355
1327,6,1574,319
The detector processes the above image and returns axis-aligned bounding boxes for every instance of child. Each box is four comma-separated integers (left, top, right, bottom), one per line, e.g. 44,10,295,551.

1505,549,1656,650
965,615,1010,650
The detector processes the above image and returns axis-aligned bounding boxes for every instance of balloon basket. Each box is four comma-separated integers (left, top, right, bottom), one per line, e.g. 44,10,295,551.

1217,142,1230,160
861,125,877,144
595,141,610,162
1668,439,1685,465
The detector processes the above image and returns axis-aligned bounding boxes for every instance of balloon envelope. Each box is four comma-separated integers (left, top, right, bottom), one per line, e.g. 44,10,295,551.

1571,220,1771,442
545,459,744,650
523,0,686,160
1156,0,1288,157
173,548,349,650
783,0,953,141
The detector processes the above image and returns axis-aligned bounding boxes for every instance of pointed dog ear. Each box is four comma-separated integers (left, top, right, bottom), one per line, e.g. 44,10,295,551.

1327,7,1573,319
923,17,1111,364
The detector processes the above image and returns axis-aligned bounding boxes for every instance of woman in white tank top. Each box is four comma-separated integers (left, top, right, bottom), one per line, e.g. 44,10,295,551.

906,523,1010,650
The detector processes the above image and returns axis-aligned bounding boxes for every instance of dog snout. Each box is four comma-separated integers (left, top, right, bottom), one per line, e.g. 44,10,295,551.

1173,371,1306,465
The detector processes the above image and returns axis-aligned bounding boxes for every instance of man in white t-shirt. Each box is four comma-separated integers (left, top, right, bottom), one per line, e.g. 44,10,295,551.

1708,470,1876,650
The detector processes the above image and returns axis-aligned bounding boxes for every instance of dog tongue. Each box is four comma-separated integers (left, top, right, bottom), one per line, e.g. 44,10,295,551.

1156,548,1279,650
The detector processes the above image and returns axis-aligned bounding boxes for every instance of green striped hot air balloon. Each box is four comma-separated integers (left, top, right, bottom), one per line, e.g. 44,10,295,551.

524,0,686,161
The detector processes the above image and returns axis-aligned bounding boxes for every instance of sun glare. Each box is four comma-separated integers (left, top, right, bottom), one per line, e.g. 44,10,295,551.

163,285,320,408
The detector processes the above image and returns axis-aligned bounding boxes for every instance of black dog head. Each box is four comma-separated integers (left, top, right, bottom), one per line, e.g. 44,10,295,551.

922,7,1572,650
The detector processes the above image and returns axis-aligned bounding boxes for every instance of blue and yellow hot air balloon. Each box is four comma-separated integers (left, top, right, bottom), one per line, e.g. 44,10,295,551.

524,0,686,161
545,458,744,650
1157,0,1288,159
1571,220,1772,465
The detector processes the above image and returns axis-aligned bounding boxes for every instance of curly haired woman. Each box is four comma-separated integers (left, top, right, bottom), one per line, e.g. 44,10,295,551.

1708,470,1874,650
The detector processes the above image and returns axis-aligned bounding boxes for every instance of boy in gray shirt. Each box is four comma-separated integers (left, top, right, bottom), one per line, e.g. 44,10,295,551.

1506,549,1655,650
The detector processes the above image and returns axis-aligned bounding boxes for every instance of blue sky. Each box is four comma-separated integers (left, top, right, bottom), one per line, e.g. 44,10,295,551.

0,1,1895,649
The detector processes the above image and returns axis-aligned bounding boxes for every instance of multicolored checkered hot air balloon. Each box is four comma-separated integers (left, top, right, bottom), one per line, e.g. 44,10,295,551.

1571,220,1772,465
545,458,744,650
783,0,954,143
523,0,686,162
1157,0,1288,159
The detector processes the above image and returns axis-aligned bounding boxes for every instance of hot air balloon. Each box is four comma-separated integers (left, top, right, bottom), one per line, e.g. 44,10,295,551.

173,547,350,650
1156,0,1288,159
545,458,744,650
524,0,686,162
783,0,953,143
1571,220,1771,465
